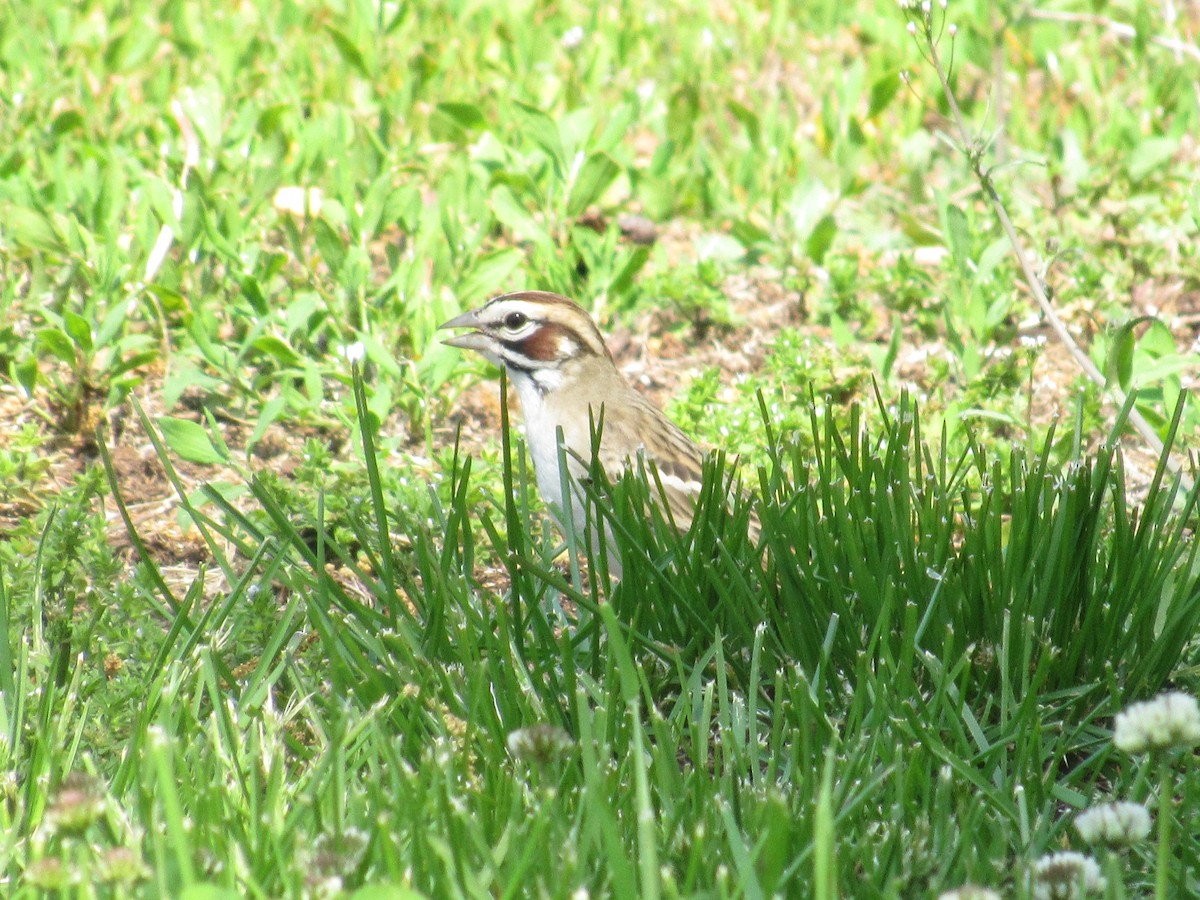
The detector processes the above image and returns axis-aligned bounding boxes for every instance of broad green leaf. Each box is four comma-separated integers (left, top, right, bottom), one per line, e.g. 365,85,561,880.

110,349,160,380
37,328,77,364
179,887,241,900
694,232,744,262
435,102,485,130
806,213,838,265
63,311,93,353
240,275,269,317
729,218,771,252
145,177,183,233
252,334,302,368
846,116,866,146
609,245,651,296
559,107,598,158
756,791,793,896
1127,136,1177,182
314,218,347,273
51,109,85,135
459,247,524,305
14,356,37,393
248,395,289,453
1056,127,1090,185
4,204,65,253
594,101,637,154
159,417,228,465
567,153,620,217
1132,0,1151,56
96,300,130,347
943,202,971,268
349,886,428,900
326,26,370,77
1138,318,1176,357
145,283,187,312
256,103,291,136
200,205,241,262
868,71,901,118
881,317,903,380
667,83,699,146
1133,355,1195,384
162,360,223,409
359,333,402,378
727,100,761,147
514,101,565,174
490,185,546,245
788,177,836,242
431,104,482,144
1105,316,1155,391
178,78,226,149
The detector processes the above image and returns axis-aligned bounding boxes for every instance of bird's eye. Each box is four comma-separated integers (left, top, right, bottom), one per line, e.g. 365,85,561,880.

503,311,528,330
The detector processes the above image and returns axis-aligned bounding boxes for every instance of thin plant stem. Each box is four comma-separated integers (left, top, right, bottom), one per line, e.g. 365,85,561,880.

912,11,1193,491
1152,758,1171,897
1155,755,1172,900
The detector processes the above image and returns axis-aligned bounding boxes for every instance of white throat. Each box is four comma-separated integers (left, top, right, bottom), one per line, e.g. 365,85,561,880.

505,364,587,526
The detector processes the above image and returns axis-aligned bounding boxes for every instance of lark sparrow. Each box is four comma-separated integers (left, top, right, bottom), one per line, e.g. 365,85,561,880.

440,290,751,571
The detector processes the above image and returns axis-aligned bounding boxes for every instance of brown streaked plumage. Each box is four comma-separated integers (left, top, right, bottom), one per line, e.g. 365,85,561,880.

440,291,753,573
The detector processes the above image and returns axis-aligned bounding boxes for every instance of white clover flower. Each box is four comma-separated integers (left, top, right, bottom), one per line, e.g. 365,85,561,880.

1032,852,1105,898
336,341,366,364
272,186,324,217
938,886,1002,900
507,724,574,766
560,26,584,50
1113,691,1200,754
1075,801,1152,848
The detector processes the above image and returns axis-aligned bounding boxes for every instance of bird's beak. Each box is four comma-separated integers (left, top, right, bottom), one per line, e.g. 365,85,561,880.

438,309,490,352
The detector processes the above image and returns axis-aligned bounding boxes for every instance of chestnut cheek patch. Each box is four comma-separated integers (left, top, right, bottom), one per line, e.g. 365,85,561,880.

512,323,574,362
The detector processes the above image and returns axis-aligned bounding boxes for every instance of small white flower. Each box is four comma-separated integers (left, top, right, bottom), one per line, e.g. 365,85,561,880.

336,341,366,364
272,186,324,217
1075,801,1152,848
907,21,918,35
948,23,958,36
1032,852,1105,898
507,724,574,765
560,26,584,50
1113,691,1200,754
938,887,1001,900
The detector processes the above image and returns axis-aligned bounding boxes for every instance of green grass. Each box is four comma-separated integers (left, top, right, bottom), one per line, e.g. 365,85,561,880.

2,0,1199,896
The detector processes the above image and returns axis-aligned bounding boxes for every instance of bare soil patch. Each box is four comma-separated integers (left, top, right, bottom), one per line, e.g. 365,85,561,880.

4,233,1194,599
